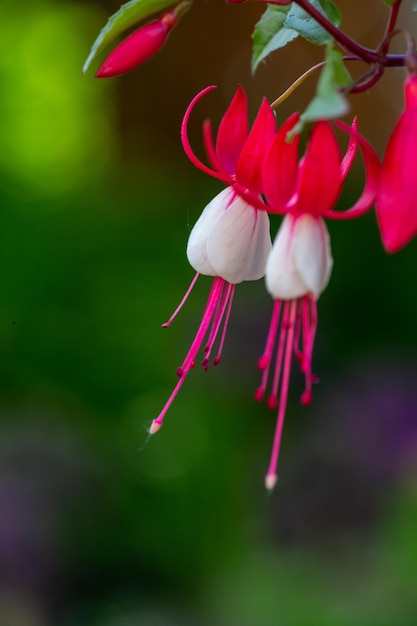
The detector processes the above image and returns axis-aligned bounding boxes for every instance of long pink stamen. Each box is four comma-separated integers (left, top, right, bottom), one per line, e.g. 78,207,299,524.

255,300,281,403
202,281,233,369
150,277,224,433
162,273,200,328
265,299,296,491
267,301,292,411
300,295,318,405
213,284,235,366
179,277,224,374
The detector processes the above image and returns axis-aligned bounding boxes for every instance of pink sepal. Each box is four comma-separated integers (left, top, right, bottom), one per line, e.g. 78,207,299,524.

216,86,249,177
262,112,300,213
235,98,276,195
295,122,342,216
181,86,228,183
324,120,380,221
376,78,417,252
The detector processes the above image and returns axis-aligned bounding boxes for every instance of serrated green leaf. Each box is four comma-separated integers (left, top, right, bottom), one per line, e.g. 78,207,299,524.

252,0,341,73
298,44,351,128
83,0,175,74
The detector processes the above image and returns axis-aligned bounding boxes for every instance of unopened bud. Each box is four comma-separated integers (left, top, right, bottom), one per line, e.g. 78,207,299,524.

96,13,178,78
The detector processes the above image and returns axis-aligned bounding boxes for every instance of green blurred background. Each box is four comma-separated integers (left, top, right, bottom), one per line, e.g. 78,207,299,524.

1,0,417,624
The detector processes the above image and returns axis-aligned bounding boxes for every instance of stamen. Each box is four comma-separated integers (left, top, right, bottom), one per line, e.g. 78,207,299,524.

151,277,224,433
267,301,291,411
203,282,235,369
213,284,235,365
293,301,303,364
162,273,200,328
265,299,296,491
255,300,281,403
300,295,318,405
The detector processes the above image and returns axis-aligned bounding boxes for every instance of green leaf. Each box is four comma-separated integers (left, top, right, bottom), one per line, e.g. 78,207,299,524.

382,0,397,5
83,0,175,74
298,44,351,128
252,0,341,73
286,0,341,45
252,6,296,72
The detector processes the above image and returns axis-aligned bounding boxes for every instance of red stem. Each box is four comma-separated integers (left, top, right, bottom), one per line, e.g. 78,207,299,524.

266,0,406,68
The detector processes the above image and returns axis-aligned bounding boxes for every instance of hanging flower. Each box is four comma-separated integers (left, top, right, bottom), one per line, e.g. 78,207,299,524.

149,86,276,434
377,74,417,252
258,113,380,490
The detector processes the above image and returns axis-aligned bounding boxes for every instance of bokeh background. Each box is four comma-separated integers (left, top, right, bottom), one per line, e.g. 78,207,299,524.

0,0,417,624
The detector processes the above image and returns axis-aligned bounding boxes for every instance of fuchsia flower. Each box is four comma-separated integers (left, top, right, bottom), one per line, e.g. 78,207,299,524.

149,86,276,434
257,113,380,490
377,74,417,252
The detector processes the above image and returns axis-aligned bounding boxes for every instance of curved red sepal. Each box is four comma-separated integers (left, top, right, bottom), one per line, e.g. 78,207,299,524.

180,86,229,183
324,120,380,221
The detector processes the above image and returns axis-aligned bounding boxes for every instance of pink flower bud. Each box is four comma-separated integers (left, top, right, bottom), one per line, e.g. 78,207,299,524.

95,12,178,78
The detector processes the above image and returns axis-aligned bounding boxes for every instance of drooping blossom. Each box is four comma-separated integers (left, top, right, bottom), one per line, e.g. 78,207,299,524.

258,113,380,490
377,74,417,252
149,86,276,434
95,2,190,78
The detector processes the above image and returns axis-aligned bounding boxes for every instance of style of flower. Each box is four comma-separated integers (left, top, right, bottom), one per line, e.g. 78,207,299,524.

149,86,276,434
258,113,380,490
377,74,417,253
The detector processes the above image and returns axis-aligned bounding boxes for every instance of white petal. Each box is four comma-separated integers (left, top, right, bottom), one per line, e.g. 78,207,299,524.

206,195,272,284
265,214,333,300
186,187,234,276
265,215,308,300
293,215,333,297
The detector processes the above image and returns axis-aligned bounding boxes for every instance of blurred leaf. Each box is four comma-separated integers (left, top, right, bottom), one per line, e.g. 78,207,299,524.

252,0,341,72
293,44,351,132
83,0,175,74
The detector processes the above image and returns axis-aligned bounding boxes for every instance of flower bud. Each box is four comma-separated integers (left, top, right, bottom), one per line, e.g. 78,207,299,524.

95,11,178,78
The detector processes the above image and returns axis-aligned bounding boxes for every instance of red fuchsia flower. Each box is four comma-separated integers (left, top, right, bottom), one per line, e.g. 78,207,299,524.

377,74,417,253
149,85,276,435
257,113,380,490
95,3,189,78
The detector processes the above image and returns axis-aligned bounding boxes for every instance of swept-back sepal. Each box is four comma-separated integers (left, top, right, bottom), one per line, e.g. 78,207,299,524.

181,86,228,183
325,120,380,221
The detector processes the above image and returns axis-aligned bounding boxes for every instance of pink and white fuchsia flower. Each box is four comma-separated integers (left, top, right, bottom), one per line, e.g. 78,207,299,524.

149,86,276,435
258,113,380,490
